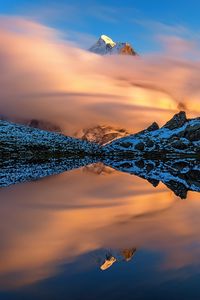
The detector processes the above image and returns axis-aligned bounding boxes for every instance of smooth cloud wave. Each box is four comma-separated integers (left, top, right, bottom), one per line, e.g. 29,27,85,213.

0,17,200,135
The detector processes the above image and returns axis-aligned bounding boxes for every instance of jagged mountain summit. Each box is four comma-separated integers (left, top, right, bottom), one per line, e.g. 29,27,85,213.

89,34,137,56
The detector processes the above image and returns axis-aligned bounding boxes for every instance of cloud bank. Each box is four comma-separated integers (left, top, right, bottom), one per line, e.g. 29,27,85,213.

1,17,200,135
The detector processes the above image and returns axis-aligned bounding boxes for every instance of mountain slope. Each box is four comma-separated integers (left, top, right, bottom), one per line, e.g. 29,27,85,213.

103,112,200,156
0,120,101,157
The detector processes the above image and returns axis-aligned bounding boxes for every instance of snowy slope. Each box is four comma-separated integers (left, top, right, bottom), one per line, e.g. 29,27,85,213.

0,120,101,157
103,112,200,156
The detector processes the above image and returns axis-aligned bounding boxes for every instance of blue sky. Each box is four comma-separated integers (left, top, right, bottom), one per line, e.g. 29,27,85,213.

1,0,200,53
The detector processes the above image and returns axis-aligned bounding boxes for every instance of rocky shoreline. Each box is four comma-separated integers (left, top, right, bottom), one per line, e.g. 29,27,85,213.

1,111,200,198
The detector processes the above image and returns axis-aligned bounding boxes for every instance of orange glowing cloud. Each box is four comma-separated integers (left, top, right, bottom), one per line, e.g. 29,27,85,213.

1,17,200,136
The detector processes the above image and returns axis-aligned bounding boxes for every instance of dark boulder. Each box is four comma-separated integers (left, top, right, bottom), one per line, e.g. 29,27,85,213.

120,142,133,148
135,142,145,151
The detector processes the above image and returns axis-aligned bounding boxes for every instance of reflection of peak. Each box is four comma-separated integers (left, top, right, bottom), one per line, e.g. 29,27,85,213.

100,256,117,271
83,162,114,175
97,248,137,271
89,34,137,56
122,248,137,261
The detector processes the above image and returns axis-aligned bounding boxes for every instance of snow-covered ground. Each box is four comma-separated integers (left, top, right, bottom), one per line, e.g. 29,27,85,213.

0,120,101,156
104,112,200,156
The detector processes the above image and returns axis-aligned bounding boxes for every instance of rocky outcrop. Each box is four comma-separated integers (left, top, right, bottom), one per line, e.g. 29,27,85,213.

75,125,130,145
103,112,200,157
162,111,187,130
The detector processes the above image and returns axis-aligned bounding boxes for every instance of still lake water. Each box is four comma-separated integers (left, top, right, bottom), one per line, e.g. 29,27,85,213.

1,163,200,300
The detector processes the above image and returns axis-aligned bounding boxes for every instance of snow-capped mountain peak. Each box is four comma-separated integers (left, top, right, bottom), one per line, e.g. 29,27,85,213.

89,34,137,56
100,34,116,47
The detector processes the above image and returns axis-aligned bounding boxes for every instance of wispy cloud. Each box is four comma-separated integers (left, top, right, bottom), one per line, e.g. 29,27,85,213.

131,17,200,42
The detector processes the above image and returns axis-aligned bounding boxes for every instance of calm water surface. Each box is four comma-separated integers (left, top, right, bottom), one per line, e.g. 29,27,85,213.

0,165,200,299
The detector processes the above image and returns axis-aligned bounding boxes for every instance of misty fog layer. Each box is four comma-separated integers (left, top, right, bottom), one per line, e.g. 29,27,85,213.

1,17,200,135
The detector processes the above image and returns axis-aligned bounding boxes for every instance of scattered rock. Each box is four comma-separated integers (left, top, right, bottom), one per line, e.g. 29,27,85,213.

171,140,188,150
146,163,154,172
120,142,133,148
135,160,145,169
119,162,133,168
135,142,145,151
146,139,154,148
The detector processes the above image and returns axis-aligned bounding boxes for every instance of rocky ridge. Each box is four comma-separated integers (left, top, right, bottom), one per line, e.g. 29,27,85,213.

103,112,200,157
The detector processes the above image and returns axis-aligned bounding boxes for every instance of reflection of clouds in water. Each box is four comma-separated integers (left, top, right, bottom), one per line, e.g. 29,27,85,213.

1,16,200,289
1,17,200,135
1,169,200,288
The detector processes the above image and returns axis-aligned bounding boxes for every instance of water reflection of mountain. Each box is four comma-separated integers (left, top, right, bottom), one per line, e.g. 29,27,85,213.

0,157,97,187
93,248,137,271
104,158,200,199
1,157,200,199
